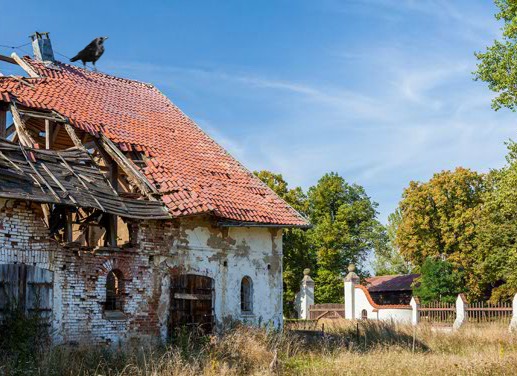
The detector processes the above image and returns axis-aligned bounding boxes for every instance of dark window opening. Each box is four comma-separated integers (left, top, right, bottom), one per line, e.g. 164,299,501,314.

105,269,124,311
361,309,368,320
241,276,253,313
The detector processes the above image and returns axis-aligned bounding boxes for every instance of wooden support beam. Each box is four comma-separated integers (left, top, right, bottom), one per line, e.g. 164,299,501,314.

99,134,158,197
0,110,6,139
10,52,39,78
107,163,119,247
64,209,73,243
10,103,37,147
50,123,61,146
0,54,17,65
45,120,50,149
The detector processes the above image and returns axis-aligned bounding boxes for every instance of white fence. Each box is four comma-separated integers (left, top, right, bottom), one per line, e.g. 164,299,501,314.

295,269,517,331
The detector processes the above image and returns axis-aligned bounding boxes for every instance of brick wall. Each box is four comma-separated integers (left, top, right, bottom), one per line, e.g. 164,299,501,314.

0,199,283,345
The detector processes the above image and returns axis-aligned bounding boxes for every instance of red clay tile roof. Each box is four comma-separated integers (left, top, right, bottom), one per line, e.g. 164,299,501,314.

355,285,411,309
0,58,309,227
365,274,419,292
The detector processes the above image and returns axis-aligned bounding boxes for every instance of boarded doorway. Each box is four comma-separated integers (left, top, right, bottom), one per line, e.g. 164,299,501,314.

170,274,214,335
0,264,53,324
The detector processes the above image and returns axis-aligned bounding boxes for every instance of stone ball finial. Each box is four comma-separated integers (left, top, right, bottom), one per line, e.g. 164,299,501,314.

348,264,356,273
303,268,310,276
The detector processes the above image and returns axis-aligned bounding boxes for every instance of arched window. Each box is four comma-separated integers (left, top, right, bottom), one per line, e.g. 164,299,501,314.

106,269,124,311
241,276,253,313
361,309,368,320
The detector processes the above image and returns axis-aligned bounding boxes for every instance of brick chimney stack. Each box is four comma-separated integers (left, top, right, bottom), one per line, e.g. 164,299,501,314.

30,32,55,62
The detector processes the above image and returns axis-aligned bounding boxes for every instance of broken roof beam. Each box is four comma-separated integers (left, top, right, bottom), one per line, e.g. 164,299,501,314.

10,103,38,147
97,133,159,199
0,54,16,65
10,53,39,78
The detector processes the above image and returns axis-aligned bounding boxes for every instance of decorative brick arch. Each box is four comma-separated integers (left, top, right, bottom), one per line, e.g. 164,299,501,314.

99,258,132,278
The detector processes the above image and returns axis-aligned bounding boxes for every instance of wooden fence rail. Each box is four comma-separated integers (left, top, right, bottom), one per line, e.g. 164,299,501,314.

418,301,456,324
466,301,512,324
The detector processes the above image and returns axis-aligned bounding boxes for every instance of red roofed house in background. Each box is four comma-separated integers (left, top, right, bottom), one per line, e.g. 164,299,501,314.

0,33,309,345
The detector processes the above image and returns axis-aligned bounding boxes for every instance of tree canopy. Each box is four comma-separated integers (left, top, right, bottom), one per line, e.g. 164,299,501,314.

474,0,517,110
412,257,465,304
373,209,412,275
255,170,385,311
396,168,486,270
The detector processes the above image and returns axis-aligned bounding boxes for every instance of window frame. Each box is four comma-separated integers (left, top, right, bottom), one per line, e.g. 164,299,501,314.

240,276,253,314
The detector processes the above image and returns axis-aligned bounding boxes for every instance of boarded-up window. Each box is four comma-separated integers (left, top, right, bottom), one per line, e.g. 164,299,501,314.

105,269,124,311
241,276,253,313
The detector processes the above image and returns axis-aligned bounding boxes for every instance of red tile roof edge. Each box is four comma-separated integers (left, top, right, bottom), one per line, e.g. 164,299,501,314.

0,58,311,228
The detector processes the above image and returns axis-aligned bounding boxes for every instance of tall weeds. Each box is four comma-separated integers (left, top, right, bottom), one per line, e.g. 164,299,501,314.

1,321,516,376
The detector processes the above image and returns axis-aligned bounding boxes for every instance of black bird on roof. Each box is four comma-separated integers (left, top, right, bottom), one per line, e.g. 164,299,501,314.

70,37,108,71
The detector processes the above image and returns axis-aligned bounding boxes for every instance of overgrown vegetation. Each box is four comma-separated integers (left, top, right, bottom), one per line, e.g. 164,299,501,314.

0,300,50,375
254,171,386,313
2,321,517,375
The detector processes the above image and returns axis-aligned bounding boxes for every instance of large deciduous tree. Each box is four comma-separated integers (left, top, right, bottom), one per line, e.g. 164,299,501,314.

475,142,517,302
256,171,385,309
395,168,486,298
475,0,517,111
396,168,485,265
373,209,412,275
307,173,386,303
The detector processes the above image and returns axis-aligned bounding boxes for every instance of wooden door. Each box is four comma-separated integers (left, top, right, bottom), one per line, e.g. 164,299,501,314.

170,274,214,335
0,264,53,324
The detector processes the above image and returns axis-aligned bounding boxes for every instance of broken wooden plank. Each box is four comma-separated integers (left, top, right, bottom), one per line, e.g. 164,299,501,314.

10,103,37,148
45,120,50,149
173,293,212,301
98,134,158,197
0,54,16,65
10,52,39,78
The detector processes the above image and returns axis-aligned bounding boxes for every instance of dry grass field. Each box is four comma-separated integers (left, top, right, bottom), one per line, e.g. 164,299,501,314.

2,321,517,375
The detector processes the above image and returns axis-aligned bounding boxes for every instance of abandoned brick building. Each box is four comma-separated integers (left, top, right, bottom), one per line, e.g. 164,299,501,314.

0,33,309,345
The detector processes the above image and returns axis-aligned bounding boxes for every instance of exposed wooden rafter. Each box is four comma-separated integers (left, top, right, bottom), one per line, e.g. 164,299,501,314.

10,52,39,78
98,133,159,199
10,103,37,147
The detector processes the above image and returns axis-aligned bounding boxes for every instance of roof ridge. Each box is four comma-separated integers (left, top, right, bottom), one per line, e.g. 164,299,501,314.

23,56,156,88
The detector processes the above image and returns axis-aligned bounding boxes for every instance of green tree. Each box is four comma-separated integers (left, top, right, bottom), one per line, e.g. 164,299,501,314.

474,1,517,111
254,171,314,317
475,142,517,302
396,168,486,272
413,257,465,303
373,209,412,275
307,173,386,303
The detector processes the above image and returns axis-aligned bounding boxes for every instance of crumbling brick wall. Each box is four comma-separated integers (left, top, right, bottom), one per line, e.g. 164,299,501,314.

0,199,283,345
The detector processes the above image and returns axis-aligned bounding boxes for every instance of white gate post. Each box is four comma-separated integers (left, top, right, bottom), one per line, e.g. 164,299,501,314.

344,264,360,320
453,294,468,330
410,297,420,326
509,293,517,332
297,268,314,320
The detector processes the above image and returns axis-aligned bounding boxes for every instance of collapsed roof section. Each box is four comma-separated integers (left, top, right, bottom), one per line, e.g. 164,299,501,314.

0,55,310,228
0,138,170,219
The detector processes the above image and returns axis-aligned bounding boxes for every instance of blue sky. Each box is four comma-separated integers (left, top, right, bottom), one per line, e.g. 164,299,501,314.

1,0,514,224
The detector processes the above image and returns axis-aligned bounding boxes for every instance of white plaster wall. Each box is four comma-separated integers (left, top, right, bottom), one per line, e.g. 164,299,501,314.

157,224,283,336
378,308,412,322
354,287,379,320
353,287,412,322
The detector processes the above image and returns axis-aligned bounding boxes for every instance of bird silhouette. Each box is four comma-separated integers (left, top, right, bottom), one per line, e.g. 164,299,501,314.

70,37,108,71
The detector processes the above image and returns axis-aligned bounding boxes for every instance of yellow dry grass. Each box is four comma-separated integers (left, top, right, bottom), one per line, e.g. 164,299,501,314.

3,321,517,375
